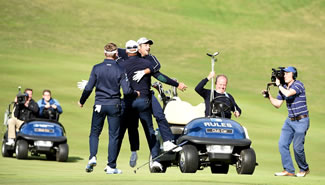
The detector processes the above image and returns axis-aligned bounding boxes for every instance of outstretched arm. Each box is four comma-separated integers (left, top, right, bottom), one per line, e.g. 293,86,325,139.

79,67,96,106
152,71,187,91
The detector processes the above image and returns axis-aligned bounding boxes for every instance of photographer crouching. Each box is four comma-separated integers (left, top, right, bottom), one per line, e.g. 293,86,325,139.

6,88,39,146
262,66,310,177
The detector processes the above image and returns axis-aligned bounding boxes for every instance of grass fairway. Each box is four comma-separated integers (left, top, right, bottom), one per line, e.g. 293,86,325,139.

1,0,325,184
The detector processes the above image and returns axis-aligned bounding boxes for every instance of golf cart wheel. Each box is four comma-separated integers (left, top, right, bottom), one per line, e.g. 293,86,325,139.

149,154,167,173
2,142,14,157
15,139,28,159
236,148,256,175
179,144,199,173
56,143,69,162
210,163,229,174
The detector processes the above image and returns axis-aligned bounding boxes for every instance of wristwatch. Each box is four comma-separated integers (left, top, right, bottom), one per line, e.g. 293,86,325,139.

277,84,281,87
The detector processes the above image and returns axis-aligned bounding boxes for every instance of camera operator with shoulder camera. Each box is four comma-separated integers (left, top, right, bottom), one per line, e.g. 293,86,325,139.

6,88,39,146
262,66,310,177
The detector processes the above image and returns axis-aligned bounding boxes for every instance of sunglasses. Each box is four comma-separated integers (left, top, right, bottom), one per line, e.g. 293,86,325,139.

126,46,138,49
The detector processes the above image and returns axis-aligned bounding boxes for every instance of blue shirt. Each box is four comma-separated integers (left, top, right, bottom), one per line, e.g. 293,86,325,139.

37,98,63,117
277,80,309,118
79,59,135,105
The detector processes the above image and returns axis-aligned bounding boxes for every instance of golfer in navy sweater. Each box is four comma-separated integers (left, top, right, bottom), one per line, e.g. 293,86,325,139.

78,42,138,174
117,40,163,172
116,38,186,169
135,37,187,146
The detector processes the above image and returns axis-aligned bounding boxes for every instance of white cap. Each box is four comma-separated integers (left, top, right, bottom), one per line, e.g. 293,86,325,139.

137,37,154,45
125,40,139,53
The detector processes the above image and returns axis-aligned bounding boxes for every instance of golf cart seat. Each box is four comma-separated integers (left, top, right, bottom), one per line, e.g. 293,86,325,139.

164,97,205,134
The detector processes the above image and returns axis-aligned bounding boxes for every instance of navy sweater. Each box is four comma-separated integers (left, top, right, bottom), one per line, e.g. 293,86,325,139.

117,48,179,87
79,59,136,105
118,55,154,98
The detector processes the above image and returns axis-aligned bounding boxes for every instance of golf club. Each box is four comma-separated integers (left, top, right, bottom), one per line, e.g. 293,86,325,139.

206,52,219,57
207,52,219,116
133,141,188,173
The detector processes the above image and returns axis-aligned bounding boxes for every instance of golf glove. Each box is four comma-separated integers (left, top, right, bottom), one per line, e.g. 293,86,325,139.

77,80,88,90
94,105,101,113
133,70,145,83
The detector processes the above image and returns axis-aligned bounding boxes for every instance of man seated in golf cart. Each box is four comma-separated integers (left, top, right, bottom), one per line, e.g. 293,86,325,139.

6,88,39,146
195,71,241,118
37,89,63,121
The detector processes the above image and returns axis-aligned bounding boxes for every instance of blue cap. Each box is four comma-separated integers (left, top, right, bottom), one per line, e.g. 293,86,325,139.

283,66,296,73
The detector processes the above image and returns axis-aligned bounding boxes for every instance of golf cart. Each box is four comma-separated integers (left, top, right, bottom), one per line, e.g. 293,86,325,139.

149,53,257,174
2,102,69,162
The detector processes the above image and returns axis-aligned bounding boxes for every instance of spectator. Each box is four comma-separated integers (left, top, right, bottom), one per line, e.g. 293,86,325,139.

37,89,62,120
195,71,241,118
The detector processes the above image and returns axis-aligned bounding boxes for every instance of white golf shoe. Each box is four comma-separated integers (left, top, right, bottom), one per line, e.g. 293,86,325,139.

274,170,295,176
104,166,122,174
150,161,163,172
296,169,310,177
163,141,182,152
6,138,15,146
85,156,97,173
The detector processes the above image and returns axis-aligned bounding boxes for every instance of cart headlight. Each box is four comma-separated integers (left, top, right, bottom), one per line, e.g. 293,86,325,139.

206,145,233,154
183,127,188,134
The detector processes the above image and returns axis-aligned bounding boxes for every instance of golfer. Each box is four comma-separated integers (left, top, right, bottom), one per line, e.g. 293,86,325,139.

135,37,187,147
117,37,186,170
78,42,138,174
117,40,162,172
263,66,310,177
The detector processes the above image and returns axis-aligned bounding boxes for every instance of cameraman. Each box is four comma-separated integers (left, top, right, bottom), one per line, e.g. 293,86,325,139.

6,88,39,146
263,66,310,177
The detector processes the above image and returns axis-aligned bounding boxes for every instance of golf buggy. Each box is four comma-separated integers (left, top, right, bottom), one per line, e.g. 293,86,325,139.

148,53,257,174
2,102,69,162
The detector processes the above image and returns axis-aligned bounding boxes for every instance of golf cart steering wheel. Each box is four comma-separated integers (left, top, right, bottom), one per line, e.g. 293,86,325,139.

210,95,234,118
